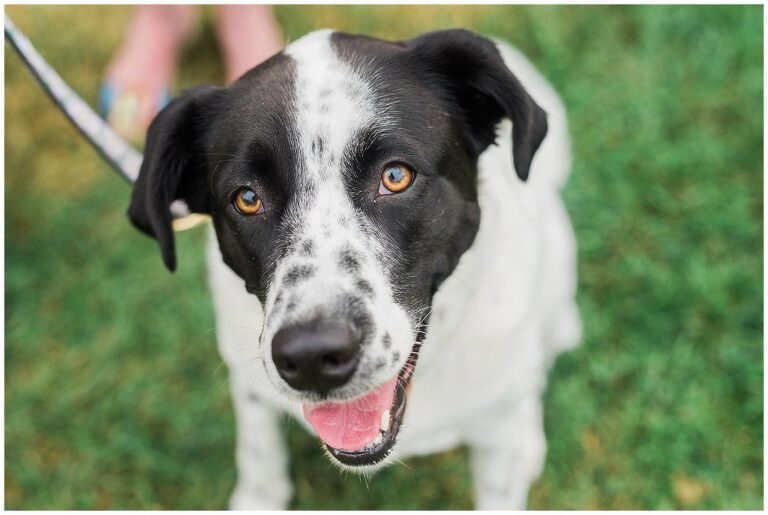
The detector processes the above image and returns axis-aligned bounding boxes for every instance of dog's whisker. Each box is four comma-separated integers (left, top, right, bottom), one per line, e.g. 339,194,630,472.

391,454,410,470
211,360,228,379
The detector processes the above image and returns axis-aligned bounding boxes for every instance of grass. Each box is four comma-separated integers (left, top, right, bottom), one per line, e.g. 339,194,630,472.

5,4,763,510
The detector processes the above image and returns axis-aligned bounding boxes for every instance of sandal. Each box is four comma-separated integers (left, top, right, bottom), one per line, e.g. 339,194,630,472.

99,80,171,143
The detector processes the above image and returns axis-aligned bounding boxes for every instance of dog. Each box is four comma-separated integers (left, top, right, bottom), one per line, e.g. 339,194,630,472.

127,28,581,509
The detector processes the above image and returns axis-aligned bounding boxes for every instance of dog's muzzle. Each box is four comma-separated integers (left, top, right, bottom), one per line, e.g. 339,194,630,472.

297,329,426,468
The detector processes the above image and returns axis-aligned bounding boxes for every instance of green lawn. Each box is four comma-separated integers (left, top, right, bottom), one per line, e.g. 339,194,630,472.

5,4,763,510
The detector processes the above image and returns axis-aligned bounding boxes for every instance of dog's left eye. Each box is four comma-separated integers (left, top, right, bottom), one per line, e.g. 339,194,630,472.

233,188,265,215
378,164,414,195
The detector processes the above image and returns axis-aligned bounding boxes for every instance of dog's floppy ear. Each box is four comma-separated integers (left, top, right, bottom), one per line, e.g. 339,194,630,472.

406,29,547,181
128,86,222,271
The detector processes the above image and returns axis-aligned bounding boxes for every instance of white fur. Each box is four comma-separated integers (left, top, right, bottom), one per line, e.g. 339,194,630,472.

260,29,415,405
207,31,580,510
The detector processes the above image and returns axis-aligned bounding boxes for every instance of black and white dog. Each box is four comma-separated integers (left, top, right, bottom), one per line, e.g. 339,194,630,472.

128,28,580,509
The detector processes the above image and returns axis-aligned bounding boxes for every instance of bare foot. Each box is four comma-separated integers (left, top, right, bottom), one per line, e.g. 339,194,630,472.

103,5,198,139
214,5,284,84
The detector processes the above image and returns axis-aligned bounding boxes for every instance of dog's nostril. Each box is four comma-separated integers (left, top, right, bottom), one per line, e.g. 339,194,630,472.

322,355,339,367
272,319,362,393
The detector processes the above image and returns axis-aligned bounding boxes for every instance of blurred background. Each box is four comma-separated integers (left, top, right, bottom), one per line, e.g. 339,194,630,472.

5,4,763,510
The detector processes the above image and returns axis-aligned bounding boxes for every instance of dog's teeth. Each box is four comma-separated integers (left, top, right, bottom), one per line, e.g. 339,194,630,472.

380,409,391,430
373,433,383,446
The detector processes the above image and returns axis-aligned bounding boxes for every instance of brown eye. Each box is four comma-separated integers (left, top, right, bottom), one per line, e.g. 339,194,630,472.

379,164,414,195
233,188,264,215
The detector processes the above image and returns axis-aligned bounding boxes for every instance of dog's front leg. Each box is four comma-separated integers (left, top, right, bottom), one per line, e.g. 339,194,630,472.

228,372,292,510
207,231,291,509
467,394,547,510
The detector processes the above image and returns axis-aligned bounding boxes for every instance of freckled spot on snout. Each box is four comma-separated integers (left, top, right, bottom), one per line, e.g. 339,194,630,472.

339,294,374,345
311,135,326,158
355,279,375,298
391,351,400,365
283,264,316,287
341,294,366,314
382,332,392,349
299,239,315,256
374,358,386,371
338,247,363,274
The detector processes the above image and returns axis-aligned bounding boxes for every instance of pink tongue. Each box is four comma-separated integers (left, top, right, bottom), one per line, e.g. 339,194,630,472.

303,377,397,451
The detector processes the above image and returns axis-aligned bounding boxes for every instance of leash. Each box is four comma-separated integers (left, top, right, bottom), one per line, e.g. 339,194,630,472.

5,14,206,230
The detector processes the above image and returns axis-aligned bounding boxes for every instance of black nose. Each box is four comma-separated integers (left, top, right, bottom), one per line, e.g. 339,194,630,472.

271,319,361,394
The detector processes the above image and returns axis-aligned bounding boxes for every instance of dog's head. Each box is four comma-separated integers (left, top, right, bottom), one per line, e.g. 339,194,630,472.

128,29,547,468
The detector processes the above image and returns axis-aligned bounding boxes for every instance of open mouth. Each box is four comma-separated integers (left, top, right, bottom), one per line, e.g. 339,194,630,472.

302,341,421,467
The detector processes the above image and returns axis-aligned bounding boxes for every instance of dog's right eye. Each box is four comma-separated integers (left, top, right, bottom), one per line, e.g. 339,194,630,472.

233,188,264,215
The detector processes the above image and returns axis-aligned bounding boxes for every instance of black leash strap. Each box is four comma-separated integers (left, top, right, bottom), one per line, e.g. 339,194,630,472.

5,14,197,223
